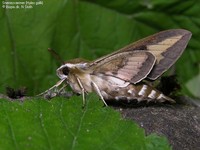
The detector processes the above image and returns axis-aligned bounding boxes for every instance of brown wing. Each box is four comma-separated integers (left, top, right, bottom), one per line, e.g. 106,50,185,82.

90,51,156,84
91,29,192,80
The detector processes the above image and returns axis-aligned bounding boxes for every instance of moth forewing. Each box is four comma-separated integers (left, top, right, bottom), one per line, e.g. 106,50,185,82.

146,29,192,79
91,29,192,80
90,51,156,84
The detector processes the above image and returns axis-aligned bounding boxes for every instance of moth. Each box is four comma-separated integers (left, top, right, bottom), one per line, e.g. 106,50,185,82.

39,29,191,106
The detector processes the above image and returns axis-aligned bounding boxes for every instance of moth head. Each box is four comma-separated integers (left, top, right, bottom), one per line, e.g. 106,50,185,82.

56,58,89,80
56,64,70,80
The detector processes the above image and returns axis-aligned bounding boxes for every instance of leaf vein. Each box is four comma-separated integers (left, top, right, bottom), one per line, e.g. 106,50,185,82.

71,104,87,149
59,99,75,137
3,102,19,150
39,102,52,150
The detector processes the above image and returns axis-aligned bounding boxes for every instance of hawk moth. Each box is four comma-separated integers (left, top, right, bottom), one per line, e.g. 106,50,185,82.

39,29,192,106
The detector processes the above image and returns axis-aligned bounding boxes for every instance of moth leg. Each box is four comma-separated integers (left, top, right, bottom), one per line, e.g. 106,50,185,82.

91,82,108,106
76,77,86,107
58,84,67,93
37,78,66,96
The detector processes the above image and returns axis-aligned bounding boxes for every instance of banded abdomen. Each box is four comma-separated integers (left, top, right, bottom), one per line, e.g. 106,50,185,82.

102,83,175,103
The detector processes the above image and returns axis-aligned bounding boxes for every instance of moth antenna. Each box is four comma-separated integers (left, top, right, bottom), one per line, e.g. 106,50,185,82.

48,48,65,64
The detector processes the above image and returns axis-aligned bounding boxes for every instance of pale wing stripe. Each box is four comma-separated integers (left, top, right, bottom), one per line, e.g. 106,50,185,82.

147,35,183,63
147,45,171,51
147,35,182,51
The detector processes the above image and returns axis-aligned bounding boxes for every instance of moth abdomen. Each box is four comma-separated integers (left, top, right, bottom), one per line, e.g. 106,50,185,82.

103,84,175,103
133,84,175,103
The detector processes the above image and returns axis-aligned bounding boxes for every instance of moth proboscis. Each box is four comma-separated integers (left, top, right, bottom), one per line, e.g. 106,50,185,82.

38,29,192,107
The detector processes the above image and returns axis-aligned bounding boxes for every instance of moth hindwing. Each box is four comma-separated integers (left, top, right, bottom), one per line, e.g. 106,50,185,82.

39,29,191,107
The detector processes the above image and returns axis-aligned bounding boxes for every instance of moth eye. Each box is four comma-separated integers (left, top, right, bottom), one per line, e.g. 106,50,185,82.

62,67,69,75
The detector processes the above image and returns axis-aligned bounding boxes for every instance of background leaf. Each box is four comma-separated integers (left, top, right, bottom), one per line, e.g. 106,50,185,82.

0,95,171,150
0,0,199,97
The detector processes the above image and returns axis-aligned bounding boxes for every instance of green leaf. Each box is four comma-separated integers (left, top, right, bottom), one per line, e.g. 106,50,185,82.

0,94,171,150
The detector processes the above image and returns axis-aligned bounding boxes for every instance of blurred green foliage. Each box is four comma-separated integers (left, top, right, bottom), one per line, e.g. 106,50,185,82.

0,0,199,97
